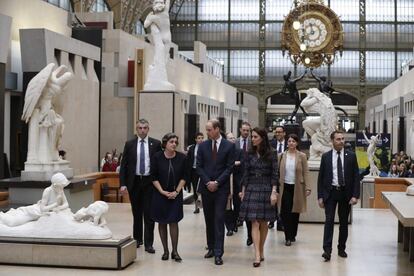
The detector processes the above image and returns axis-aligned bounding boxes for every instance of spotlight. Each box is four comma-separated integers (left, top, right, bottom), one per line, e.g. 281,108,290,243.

300,43,307,51
305,57,311,64
293,21,301,30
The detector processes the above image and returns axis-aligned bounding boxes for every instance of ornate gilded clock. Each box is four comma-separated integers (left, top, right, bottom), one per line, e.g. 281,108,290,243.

281,0,343,68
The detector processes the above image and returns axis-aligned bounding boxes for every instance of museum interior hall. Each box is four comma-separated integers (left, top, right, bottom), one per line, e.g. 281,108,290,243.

0,0,414,275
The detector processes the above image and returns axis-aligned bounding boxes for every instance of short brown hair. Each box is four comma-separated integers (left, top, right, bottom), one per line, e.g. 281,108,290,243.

208,119,221,130
330,130,344,140
162,132,179,148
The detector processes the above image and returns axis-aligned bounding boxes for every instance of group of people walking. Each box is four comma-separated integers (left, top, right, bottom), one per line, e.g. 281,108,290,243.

119,118,360,267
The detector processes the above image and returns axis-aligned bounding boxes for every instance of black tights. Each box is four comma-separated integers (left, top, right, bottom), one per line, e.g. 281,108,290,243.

158,223,179,253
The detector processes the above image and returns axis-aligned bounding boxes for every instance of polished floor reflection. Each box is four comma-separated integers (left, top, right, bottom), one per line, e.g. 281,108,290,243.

1,203,414,275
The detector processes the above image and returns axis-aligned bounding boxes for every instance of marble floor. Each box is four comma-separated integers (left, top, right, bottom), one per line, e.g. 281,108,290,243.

1,203,414,276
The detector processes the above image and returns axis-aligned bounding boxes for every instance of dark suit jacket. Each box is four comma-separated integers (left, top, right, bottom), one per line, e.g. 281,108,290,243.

196,139,235,194
119,136,162,190
232,147,245,187
270,138,287,152
317,149,360,202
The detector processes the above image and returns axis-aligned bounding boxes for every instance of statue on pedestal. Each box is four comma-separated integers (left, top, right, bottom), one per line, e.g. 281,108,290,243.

301,88,338,161
143,0,175,91
22,63,72,163
0,173,112,239
21,63,73,181
281,70,308,122
362,130,381,177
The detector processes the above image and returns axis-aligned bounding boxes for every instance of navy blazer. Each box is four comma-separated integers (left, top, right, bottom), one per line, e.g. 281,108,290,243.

317,149,360,202
119,136,162,190
196,139,235,194
270,138,287,152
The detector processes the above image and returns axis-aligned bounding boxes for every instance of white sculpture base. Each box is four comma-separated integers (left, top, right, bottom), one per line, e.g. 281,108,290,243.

0,235,136,269
361,176,375,208
0,209,111,239
307,158,321,169
21,160,73,181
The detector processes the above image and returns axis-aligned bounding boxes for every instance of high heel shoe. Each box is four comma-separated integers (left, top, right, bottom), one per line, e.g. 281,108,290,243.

253,261,261,267
161,252,169,261
260,257,264,262
171,252,182,262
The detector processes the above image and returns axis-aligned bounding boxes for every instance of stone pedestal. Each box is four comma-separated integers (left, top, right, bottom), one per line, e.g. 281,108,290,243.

0,177,95,212
361,176,376,208
300,164,352,223
0,234,136,269
21,160,73,181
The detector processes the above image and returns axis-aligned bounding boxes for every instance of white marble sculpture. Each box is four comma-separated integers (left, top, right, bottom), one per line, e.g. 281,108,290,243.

143,0,175,91
74,201,109,227
301,88,338,162
21,63,73,181
362,130,381,177
0,173,112,239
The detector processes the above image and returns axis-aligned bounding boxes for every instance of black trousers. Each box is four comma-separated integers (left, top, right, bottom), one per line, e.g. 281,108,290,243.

281,184,300,241
190,168,199,201
202,191,228,257
128,176,155,248
323,188,351,253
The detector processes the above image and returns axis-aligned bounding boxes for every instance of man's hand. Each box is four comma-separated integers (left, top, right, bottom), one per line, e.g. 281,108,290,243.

318,198,325,209
239,192,244,201
207,181,218,192
119,186,128,196
349,197,358,205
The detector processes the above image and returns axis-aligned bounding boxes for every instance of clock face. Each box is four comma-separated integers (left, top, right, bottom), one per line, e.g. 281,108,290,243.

293,13,333,52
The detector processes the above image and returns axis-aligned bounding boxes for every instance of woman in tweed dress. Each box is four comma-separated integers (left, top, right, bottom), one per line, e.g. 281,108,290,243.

239,127,279,267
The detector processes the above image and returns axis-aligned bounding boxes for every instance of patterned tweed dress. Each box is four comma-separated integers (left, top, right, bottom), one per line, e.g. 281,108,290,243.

239,151,279,221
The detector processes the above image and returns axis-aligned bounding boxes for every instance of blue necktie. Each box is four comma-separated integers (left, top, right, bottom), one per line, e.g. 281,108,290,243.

278,143,282,153
139,140,145,175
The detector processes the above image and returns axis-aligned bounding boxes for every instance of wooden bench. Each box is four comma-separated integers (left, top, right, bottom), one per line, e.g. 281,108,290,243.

374,178,413,208
75,172,130,203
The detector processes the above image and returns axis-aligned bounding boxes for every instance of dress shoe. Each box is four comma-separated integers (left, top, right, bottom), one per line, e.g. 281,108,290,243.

193,208,200,214
253,261,261,267
161,252,169,261
136,241,143,248
226,230,233,236
237,220,243,227
338,250,348,258
322,251,331,262
171,252,182,262
214,256,223,265
268,222,274,229
246,238,253,246
291,238,296,242
276,225,284,231
233,226,238,233
285,240,292,246
145,247,155,254
204,250,214,258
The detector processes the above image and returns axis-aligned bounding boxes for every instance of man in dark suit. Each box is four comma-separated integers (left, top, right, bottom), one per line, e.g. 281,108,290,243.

119,118,162,253
187,132,204,214
269,125,287,231
197,119,235,265
318,130,360,261
235,122,253,245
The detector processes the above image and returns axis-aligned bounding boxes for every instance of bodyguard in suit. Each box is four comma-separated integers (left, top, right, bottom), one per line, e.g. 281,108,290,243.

269,125,287,230
187,132,204,214
120,118,162,253
197,119,235,265
318,130,360,261
235,122,253,245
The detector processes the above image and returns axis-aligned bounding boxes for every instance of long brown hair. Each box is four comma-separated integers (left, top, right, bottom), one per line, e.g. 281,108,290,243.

250,127,273,162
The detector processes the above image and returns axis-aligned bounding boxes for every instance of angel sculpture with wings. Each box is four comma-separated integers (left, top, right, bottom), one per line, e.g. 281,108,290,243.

21,63,73,163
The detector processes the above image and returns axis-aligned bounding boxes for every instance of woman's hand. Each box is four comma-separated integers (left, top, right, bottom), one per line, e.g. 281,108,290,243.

162,190,171,198
306,189,311,197
167,191,179,200
239,191,244,201
270,192,278,206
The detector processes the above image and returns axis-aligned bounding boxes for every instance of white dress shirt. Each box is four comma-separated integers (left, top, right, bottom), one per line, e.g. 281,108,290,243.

193,144,199,169
332,149,344,187
277,140,285,153
212,135,223,151
136,136,150,176
284,153,296,185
